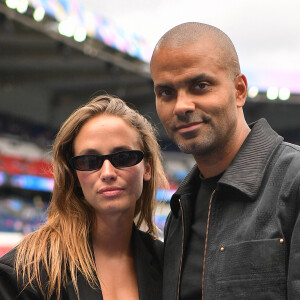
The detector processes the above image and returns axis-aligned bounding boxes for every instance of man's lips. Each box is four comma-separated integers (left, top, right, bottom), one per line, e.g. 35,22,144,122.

175,122,203,133
98,186,124,197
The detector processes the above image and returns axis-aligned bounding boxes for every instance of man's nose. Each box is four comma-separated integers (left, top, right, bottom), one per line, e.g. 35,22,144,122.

173,91,195,116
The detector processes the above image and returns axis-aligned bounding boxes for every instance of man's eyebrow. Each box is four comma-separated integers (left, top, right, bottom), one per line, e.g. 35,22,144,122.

154,74,215,90
153,83,172,91
184,74,214,85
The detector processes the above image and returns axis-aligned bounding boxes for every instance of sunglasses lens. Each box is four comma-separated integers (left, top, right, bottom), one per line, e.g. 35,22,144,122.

112,151,143,168
73,156,102,171
71,151,144,171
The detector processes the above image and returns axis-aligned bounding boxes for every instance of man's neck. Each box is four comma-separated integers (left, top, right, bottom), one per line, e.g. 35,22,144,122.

195,121,250,178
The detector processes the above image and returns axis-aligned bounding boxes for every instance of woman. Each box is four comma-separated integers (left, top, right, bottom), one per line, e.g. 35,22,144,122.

0,94,169,300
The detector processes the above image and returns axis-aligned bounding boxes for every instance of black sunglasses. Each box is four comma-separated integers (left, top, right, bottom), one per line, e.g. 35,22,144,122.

70,150,144,171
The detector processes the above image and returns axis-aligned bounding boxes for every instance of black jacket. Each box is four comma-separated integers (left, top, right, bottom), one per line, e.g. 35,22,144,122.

0,226,163,300
163,119,300,300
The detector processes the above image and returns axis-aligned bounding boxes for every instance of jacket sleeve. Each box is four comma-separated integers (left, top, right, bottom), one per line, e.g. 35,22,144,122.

287,183,300,299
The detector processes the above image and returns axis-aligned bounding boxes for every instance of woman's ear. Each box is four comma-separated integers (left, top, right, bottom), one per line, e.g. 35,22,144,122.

143,160,152,181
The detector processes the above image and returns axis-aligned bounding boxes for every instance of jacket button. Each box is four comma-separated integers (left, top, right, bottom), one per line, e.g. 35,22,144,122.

220,246,225,252
279,238,284,244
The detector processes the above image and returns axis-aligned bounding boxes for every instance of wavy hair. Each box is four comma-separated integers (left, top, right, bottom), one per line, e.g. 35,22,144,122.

15,94,169,299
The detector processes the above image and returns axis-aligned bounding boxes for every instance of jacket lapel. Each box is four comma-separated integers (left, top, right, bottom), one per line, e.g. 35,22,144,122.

65,272,102,300
64,227,162,300
132,227,163,300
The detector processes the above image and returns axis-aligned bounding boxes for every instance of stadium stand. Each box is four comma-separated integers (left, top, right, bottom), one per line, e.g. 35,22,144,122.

0,113,192,253
0,0,299,257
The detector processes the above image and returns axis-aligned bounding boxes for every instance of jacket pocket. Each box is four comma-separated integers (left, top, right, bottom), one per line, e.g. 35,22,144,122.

216,238,286,300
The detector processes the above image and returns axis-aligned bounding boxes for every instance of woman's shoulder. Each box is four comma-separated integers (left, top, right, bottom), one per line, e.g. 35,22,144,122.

136,229,163,247
133,227,163,261
0,247,17,269
0,247,38,299
0,246,51,299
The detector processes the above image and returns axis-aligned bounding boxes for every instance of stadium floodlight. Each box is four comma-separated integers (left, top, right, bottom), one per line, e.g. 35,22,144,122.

74,27,87,42
58,20,75,38
278,88,290,101
5,0,18,9
33,7,45,22
16,0,28,14
266,86,278,100
248,86,259,98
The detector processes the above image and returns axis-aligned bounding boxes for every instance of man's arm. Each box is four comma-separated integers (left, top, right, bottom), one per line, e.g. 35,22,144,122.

287,184,300,299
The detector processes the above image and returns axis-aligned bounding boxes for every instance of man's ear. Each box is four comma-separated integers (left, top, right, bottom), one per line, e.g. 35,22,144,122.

235,73,248,108
143,160,152,181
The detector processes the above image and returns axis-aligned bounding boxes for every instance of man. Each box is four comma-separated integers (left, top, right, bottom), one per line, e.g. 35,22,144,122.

150,22,300,300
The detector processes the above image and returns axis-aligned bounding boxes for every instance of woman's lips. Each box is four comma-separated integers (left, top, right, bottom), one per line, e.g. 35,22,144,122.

98,186,124,197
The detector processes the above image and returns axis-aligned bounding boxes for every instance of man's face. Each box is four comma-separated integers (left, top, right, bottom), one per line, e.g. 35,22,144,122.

151,41,240,158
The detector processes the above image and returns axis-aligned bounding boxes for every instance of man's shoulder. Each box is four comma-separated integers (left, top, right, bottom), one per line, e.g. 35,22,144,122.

277,141,300,167
281,141,300,152
278,141,300,175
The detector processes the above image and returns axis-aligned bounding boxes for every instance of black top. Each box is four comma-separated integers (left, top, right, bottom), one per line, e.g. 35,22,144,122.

164,119,300,300
180,173,221,299
0,225,163,300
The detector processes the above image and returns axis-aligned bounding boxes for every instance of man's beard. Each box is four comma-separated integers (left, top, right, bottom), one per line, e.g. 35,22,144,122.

175,132,214,156
171,113,212,155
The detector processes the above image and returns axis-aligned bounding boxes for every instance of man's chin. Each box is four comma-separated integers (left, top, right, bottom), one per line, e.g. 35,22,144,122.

176,139,212,156
177,142,198,154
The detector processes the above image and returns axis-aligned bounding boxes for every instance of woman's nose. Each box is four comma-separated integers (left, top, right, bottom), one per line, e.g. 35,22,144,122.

99,159,117,181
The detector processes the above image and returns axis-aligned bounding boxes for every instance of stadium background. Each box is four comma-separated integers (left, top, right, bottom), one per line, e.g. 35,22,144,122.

0,0,299,256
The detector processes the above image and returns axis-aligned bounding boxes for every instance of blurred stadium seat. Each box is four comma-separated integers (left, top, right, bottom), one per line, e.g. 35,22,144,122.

0,114,193,255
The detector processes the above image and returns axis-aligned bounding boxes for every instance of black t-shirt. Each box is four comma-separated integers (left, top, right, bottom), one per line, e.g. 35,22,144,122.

179,173,221,299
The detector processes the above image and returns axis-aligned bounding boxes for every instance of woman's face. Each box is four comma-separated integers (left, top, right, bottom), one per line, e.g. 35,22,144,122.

73,114,151,219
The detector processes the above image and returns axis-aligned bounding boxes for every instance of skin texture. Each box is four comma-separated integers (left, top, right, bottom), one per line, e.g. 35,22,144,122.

151,38,250,177
73,114,151,220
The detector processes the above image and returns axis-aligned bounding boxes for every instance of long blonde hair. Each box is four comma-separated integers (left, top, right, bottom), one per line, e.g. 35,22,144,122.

15,94,168,299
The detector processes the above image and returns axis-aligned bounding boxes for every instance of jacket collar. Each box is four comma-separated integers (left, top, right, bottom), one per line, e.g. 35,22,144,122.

170,164,200,217
65,224,161,300
219,118,283,198
170,118,283,216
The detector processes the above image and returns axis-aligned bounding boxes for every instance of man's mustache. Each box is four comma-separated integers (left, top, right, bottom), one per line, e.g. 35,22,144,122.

170,113,211,130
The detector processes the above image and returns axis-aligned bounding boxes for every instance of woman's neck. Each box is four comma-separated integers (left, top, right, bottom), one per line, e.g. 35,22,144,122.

91,214,139,300
92,214,134,257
